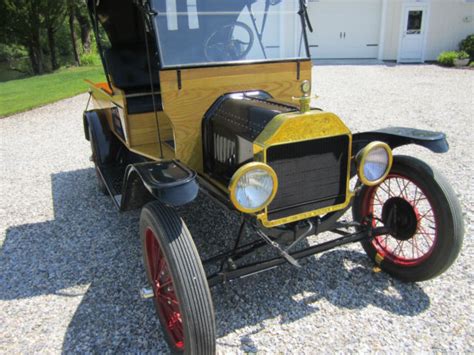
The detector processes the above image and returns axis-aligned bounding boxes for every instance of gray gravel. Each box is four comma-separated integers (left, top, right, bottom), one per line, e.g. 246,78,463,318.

1,64,473,353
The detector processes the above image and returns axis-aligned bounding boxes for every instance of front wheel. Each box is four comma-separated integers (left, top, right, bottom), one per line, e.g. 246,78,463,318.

353,155,463,282
140,202,216,354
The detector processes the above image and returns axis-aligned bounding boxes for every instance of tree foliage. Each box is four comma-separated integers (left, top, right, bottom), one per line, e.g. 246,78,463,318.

1,0,93,76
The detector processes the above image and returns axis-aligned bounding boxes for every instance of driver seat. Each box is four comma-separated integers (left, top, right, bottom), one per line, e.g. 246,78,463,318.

104,45,162,114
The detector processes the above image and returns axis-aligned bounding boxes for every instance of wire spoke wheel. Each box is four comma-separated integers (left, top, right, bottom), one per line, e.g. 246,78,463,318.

145,228,184,350
140,202,216,354
353,155,463,282
366,175,437,266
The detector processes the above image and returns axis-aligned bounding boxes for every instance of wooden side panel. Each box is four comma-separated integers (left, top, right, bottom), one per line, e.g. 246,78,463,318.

160,61,312,172
128,112,174,148
129,142,175,161
89,83,125,111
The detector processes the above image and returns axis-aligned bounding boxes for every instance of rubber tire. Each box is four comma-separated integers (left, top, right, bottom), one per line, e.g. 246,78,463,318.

353,155,464,282
140,202,216,354
88,126,108,195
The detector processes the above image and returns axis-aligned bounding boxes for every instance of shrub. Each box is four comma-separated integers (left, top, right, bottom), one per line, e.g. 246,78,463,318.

0,43,32,75
0,43,28,62
459,34,474,60
457,50,470,60
437,51,458,66
80,52,101,66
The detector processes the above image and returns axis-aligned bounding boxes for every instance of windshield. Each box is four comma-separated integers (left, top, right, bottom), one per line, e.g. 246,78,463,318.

151,0,308,68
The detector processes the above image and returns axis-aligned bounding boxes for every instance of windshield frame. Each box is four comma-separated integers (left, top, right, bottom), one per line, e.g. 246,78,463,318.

149,0,311,70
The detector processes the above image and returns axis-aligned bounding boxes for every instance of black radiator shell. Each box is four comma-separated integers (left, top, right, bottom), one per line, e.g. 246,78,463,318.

202,91,298,184
266,135,350,221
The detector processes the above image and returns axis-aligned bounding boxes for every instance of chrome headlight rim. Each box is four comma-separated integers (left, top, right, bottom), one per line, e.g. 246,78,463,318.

229,162,278,213
357,141,393,186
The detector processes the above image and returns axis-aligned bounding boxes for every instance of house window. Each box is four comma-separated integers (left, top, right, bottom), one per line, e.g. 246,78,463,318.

407,10,423,34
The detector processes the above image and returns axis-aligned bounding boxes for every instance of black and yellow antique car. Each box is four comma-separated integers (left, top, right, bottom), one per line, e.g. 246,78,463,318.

83,0,463,353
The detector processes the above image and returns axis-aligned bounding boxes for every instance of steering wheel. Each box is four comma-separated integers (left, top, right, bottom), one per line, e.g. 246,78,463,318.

204,22,255,62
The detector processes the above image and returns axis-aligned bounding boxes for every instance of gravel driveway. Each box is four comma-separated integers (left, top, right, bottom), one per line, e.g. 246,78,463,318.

1,64,473,353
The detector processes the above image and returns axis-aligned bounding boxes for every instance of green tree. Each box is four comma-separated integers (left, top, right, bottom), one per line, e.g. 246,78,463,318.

44,0,67,70
75,0,92,54
43,0,66,70
3,0,45,74
67,0,81,66
2,0,95,74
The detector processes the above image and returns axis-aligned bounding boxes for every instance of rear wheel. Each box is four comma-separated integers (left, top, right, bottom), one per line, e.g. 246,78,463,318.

353,155,463,281
140,202,216,354
88,127,108,195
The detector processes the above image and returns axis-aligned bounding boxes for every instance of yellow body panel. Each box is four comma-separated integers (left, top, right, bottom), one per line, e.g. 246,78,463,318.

159,61,312,172
89,61,312,168
88,62,354,228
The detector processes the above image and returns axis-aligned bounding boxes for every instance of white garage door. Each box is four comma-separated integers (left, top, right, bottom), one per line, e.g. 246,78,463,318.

307,0,382,59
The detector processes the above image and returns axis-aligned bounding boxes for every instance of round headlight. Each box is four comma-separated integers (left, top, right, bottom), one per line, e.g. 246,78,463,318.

357,142,393,186
229,162,278,213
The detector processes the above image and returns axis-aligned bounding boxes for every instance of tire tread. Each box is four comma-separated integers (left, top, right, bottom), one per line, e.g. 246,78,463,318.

140,202,215,354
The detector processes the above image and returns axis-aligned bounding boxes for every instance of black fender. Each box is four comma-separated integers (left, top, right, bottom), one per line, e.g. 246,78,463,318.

83,110,121,166
352,127,449,155
120,161,199,211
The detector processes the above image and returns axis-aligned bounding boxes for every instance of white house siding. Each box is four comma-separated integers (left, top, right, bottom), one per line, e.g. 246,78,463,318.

424,0,474,60
309,0,474,62
381,0,474,61
380,0,403,60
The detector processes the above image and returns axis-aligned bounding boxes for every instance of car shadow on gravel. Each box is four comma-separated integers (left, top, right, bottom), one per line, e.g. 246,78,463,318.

1,168,170,352
1,168,430,352
178,195,431,351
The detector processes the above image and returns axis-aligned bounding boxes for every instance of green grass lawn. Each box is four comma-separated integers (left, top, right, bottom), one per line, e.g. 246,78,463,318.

0,66,105,117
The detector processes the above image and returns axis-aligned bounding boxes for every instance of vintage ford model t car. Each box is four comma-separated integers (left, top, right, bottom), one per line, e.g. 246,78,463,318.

83,0,464,353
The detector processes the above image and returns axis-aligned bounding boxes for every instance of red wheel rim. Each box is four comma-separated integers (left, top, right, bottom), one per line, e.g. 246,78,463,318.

145,228,184,350
362,173,438,266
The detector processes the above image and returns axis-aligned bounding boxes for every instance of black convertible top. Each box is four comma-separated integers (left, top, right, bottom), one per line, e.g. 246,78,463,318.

87,0,147,47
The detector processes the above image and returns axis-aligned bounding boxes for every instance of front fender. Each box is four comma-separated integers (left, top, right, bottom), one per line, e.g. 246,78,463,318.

352,127,449,154
121,161,199,211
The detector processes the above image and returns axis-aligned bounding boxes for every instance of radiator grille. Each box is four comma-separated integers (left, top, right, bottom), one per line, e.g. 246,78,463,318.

266,135,349,221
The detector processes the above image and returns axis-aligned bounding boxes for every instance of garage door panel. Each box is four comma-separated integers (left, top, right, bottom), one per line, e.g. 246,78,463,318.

308,0,382,59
